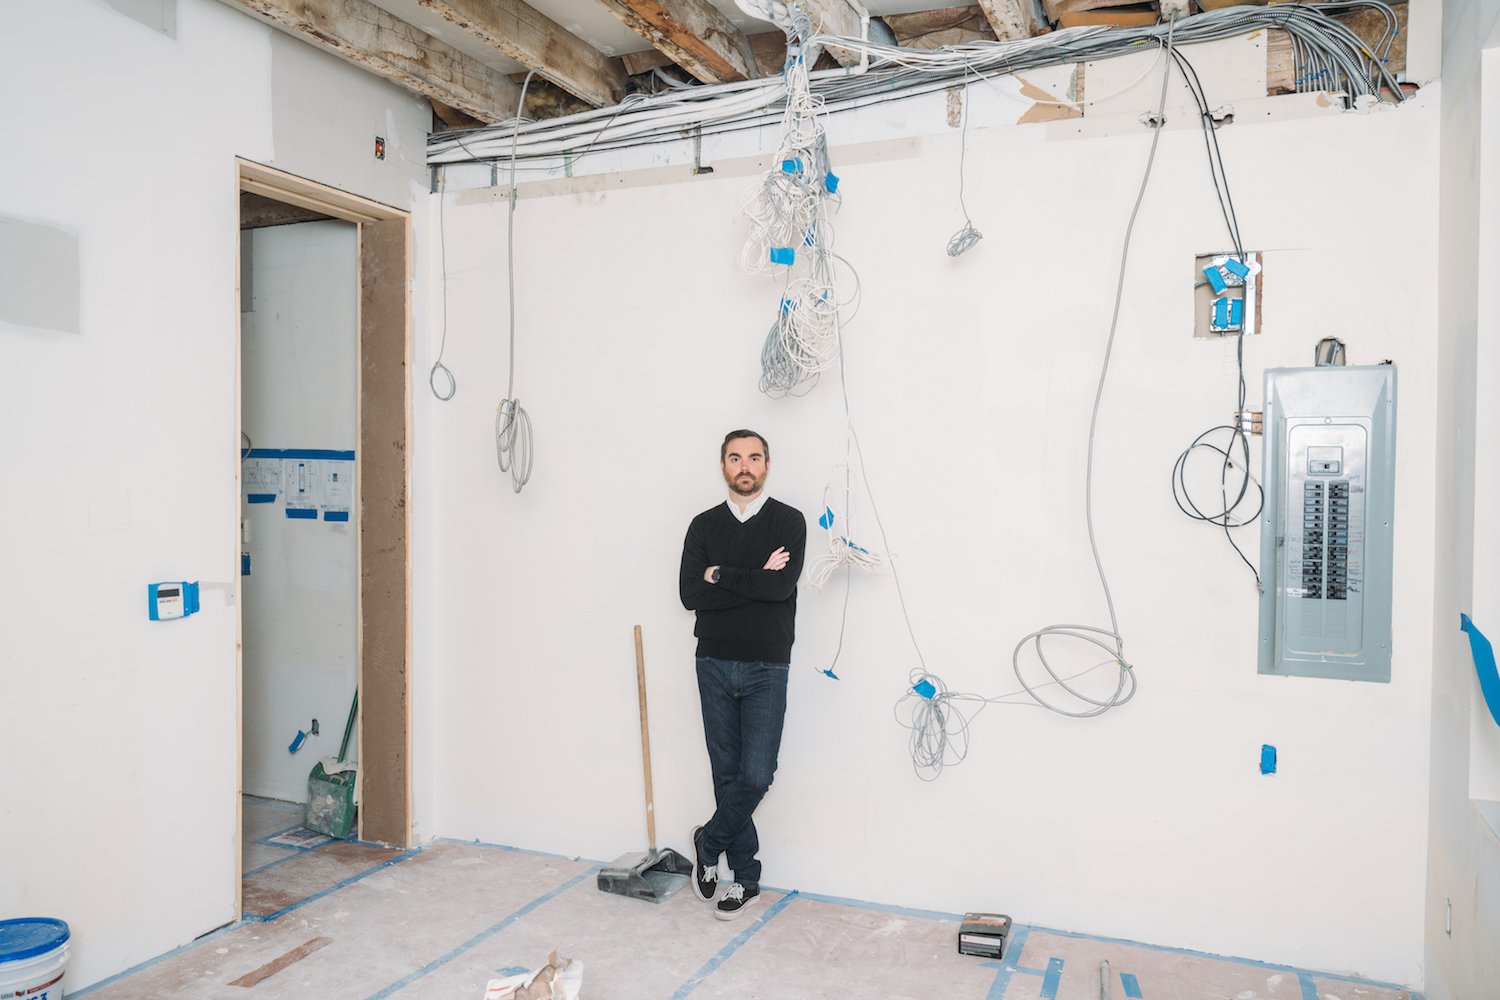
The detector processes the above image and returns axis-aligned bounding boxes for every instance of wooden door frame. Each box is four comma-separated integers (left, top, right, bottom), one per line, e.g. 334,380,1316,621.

234,159,413,899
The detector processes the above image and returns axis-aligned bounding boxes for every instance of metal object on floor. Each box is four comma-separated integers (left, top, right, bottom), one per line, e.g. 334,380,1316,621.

597,625,693,903
957,912,1011,958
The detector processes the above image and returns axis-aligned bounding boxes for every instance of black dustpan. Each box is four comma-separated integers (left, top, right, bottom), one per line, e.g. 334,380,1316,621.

597,626,693,903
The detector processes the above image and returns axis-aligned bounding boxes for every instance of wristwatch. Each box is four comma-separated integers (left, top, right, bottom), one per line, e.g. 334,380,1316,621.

710,567,721,584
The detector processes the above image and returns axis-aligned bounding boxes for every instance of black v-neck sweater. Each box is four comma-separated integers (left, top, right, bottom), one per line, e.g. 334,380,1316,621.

678,498,808,663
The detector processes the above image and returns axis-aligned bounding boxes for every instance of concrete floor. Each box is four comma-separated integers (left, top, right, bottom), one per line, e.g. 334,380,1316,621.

70,804,1421,999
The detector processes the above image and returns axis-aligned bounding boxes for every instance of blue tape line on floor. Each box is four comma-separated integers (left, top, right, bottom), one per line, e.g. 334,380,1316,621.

772,888,961,922
1039,957,1064,998
668,890,799,999
363,865,601,1000
250,848,419,924
1299,973,1320,1000
980,924,1033,1000
1018,923,1414,991
66,919,250,997
1121,972,1144,998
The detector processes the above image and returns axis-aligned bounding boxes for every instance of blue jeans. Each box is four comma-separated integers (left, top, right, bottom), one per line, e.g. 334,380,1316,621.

695,656,789,889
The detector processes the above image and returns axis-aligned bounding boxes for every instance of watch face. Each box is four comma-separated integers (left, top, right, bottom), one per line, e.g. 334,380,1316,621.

712,568,721,583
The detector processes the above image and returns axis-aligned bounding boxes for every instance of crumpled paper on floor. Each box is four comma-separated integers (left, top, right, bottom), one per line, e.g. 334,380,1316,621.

482,949,583,1000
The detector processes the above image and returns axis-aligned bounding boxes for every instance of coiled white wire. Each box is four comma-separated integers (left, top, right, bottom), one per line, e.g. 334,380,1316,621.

496,71,536,494
807,468,885,590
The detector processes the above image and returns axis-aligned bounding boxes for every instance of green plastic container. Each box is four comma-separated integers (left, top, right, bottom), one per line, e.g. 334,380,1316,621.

304,689,358,838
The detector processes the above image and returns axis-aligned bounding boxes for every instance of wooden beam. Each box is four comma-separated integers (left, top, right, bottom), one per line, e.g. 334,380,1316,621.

884,5,997,49
976,0,1041,40
417,0,627,108
239,192,333,230
594,0,757,83
1267,1,1407,96
215,0,521,124
795,0,865,66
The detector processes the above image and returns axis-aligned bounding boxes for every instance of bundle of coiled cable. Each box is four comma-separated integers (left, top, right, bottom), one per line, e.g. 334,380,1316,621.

807,469,885,590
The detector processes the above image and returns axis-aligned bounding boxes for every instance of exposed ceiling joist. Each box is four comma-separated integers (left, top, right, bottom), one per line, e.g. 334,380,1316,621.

594,0,758,83
794,0,866,66
621,30,790,78
215,0,521,123
417,0,628,108
975,0,1041,40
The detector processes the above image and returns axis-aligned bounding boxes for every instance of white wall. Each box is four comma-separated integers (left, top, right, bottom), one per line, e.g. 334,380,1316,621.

1423,0,1500,996
241,220,360,802
427,91,1440,983
0,0,430,989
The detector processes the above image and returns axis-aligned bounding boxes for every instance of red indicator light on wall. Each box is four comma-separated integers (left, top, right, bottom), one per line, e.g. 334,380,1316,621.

374,136,386,160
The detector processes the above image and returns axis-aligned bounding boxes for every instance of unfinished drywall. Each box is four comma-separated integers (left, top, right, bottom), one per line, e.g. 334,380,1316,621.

426,95,1440,985
240,220,360,803
0,215,81,333
0,0,429,990
1423,0,1500,996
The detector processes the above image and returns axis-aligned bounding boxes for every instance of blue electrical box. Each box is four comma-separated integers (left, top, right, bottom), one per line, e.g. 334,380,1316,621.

148,581,200,621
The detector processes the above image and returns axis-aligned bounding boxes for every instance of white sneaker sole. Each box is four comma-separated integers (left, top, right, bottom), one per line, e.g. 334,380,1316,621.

714,898,759,921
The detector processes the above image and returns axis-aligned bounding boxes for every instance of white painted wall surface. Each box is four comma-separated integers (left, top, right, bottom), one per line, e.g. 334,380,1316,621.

0,0,429,989
1423,0,1500,996
241,221,360,803
428,97,1440,984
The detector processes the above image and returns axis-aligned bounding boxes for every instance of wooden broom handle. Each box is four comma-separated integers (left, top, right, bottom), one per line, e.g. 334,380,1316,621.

635,625,656,851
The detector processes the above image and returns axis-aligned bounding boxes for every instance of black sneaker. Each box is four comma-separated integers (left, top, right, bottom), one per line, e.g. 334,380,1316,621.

715,882,759,920
690,826,717,902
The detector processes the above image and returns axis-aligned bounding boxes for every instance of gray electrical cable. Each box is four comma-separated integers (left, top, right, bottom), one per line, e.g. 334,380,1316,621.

946,72,982,258
496,71,536,494
1008,14,1184,721
430,176,457,401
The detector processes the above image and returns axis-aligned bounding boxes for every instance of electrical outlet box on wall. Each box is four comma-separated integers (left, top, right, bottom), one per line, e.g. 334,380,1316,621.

1195,251,1263,338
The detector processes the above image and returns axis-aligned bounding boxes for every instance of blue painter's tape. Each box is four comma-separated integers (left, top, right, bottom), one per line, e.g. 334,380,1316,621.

250,848,419,925
246,448,356,461
914,679,937,700
1223,256,1251,279
247,494,277,504
1213,297,1230,328
363,865,600,1000
818,507,835,530
1039,957,1064,999
1298,973,1320,1000
781,158,801,173
1121,972,1143,998
1229,298,1244,326
324,511,350,522
825,172,839,193
1203,265,1228,294
185,582,199,615
980,925,1034,1000
819,668,840,680
496,966,530,977
769,247,795,265
241,553,251,577
285,508,317,520
288,731,307,754
1461,615,1500,728
1261,744,1277,774
668,891,798,998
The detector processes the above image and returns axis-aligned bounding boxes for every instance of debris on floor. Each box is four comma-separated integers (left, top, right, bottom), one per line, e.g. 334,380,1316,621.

482,949,582,1000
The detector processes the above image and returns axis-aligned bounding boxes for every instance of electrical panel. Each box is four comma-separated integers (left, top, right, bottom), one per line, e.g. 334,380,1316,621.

1257,365,1396,682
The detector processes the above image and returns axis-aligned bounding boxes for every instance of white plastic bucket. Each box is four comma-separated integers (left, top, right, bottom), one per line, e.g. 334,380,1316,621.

0,919,70,1000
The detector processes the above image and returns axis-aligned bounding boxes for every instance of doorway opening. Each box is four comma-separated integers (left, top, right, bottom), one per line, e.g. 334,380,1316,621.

234,160,411,918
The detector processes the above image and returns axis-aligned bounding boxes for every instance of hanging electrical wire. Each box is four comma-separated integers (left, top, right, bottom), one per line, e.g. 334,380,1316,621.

1005,15,1187,724
428,5,1405,171
807,466,885,590
429,176,457,401
946,72,982,258
496,71,537,494
1166,45,1264,591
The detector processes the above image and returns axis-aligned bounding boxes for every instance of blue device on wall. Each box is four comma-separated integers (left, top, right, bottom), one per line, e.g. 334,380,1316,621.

148,582,200,621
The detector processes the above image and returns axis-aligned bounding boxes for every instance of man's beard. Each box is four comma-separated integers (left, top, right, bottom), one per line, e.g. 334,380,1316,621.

726,472,762,497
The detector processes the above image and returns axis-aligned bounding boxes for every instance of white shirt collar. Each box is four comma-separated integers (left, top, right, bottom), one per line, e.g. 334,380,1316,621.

725,493,770,523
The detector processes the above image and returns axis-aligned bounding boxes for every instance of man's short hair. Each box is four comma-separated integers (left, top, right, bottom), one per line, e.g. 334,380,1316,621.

721,429,770,463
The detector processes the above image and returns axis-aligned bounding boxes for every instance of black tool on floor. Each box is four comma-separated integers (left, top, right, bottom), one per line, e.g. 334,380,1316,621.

958,913,1012,959
597,626,693,903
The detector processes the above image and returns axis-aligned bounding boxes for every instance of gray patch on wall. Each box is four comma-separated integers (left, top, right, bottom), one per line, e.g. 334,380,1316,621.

101,0,177,37
0,217,81,334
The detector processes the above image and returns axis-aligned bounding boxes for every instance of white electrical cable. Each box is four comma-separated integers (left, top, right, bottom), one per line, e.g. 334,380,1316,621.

807,467,885,590
496,72,536,494
1007,16,1182,720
